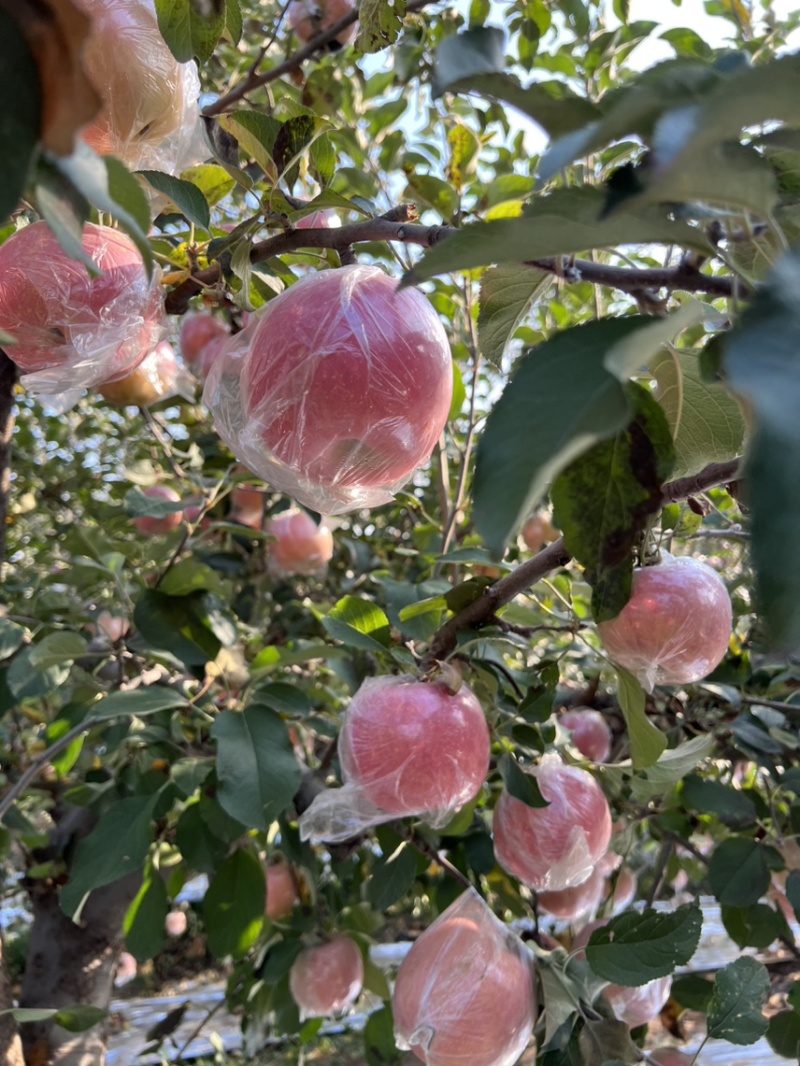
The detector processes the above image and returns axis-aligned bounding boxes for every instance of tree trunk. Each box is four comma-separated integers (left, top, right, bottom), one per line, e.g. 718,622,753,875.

19,808,142,1066
0,930,24,1066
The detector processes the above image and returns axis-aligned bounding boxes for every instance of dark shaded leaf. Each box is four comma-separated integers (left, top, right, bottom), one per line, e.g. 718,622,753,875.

139,170,211,230
585,902,702,987
706,957,769,1045
708,838,771,907
203,848,265,958
154,0,225,62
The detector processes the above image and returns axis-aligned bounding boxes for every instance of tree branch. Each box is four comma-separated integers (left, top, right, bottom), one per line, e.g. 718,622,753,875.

423,457,743,664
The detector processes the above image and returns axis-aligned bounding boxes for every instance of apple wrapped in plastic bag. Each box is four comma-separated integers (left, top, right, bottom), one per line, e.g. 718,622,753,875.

203,265,453,515
99,341,193,407
0,222,164,407
298,675,490,843
393,888,536,1066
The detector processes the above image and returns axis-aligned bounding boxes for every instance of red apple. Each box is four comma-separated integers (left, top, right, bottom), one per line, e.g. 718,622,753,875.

133,485,183,536
288,935,364,1020
96,611,129,642
521,513,558,551
0,222,163,393
75,0,201,170
180,313,228,368
114,951,138,987
493,754,612,892
164,910,187,937
203,265,453,515
537,865,606,922
267,509,333,574
296,210,338,230
230,485,265,531
99,341,179,407
265,861,299,922
338,676,490,821
393,892,535,1066
560,709,613,763
650,1048,694,1066
596,554,731,691
288,0,358,49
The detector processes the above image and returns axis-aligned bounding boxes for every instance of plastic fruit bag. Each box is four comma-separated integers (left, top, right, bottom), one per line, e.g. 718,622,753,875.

0,222,164,406
203,265,453,515
298,675,490,843
393,888,536,1066
98,341,193,407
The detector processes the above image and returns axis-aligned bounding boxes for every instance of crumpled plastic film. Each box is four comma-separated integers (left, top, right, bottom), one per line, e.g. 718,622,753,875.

537,865,607,922
298,676,490,843
0,222,164,403
393,888,535,1066
493,753,612,892
596,552,732,691
98,341,194,407
75,0,206,178
203,265,453,515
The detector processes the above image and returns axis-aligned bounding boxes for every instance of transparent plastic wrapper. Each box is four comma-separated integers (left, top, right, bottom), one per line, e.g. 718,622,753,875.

299,676,490,843
0,222,164,406
75,0,206,178
537,865,607,922
393,888,535,1066
288,935,364,1021
203,265,453,515
98,341,193,407
597,553,732,691
493,753,612,892
267,508,334,576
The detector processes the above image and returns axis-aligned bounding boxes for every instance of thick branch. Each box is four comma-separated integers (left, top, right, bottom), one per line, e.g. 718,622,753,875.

527,258,743,300
424,458,743,663
202,0,435,118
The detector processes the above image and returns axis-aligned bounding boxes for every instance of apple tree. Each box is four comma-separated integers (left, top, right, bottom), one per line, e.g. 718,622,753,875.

1,1,800,1064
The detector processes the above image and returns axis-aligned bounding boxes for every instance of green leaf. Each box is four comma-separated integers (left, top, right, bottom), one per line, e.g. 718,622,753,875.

671,973,714,1012
273,116,317,186
708,838,771,907
616,667,666,769
537,954,581,1049
652,347,745,479
786,869,800,921
88,687,189,722
0,10,41,224
181,164,236,206
322,596,392,652
154,0,226,63
219,111,282,178
34,160,94,272
578,1018,641,1066
309,133,336,189
138,170,211,230
723,249,800,647
29,631,88,670
159,558,223,597
203,848,265,958
124,487,186,519
630,734,715,801
104,156,151,234
552,383,675,622
0,619,25,661
364,1006,402,1065
404,187,711,285
499,754,549,808
477,266,551,367
706,957,769,1045
55,1005,108,1032
134,589,225,666
357,0,407,54
60,794,159,919
124,868,168,962
767,1010,800,1060
681,775,757,826
225,0,242,44
212,706,302,830
721,902,790,951
7,648,69,702
585,902,702,987
367,846,418,910
175,800,231,874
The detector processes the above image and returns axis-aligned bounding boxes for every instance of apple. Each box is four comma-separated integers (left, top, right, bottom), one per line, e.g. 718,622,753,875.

267,509,333,574
607,866,637,912
133,485,183,536
75,0,201,170
596,553,732,691
288,0,358,49
99,341,178,407
650,1048,694,1066
164,910,187,937
230,485,265,531
338,676,490,821
296,210,338,230
492,754,612,892
393,893,535,1066
114,951,138,987
560,709,612,763
203,265,453,515
96,611,129,643
194,335,228,380
521,513,558,551
180,313,229,368
265,861,299,922
537,865,607,922
288,935,364,1020
0,221,163,392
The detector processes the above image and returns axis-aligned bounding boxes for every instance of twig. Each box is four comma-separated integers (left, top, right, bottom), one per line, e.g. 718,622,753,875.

645,838,674,907
173,1000,225,1064
738,694,800,717
399,826,473,891
140,407,186,481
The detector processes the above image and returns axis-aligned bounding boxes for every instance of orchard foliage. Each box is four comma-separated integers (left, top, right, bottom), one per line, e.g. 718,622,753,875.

2,1,800,1065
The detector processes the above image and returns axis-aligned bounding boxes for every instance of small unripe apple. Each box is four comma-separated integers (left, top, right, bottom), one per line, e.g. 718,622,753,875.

597,554,731,690
165,910,187,937
288,0,358,49
288,935,364,1020
560,709,612,763
76,0,201,169
180,313,228,367
537,866,606,922
114,951,138,987
265,861,299,922
521,513,558,551
339,676,490,821
133,485,183,536
204,265,453,515
267,509,333,574
493,754,612,892
0,221,162,392
99,341,178,407
393,894,535,1066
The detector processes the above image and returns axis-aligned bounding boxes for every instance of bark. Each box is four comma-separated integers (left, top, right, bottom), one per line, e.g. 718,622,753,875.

19,807,142,1066
0,930,24,1066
